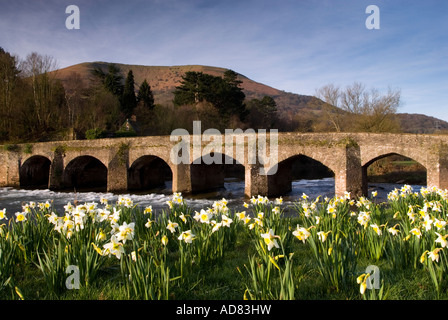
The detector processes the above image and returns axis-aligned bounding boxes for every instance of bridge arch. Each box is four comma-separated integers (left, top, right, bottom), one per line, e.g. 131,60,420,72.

128,155,172,191
190,152,245,194
362,152,427,195
62,155,108,191
19,155,51,189
266,154,335,197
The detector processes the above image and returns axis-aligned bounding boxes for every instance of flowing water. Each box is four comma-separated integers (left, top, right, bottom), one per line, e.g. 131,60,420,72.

0,178,424,219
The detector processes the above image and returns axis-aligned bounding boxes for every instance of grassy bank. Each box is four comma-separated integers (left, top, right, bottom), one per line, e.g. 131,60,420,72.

1,187,448,300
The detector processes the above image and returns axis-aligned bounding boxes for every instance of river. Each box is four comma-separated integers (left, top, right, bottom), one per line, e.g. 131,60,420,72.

0,178,424,219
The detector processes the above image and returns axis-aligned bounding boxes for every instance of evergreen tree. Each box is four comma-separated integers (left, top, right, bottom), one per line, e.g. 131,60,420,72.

173,70,247,122
247,96,278,129
121,70,137,118
137,79,155,110
91,64,124,97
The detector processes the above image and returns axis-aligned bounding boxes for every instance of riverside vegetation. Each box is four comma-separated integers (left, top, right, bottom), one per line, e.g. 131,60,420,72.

1,186,448,300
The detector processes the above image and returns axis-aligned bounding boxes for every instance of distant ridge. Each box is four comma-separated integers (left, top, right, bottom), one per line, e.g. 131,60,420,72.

396,113,448,134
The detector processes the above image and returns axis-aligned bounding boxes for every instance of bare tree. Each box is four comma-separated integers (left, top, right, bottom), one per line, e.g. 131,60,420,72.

314,84,344,132
64,71,85,127
0,48,20,138
315,82,401,133
20,52,60,131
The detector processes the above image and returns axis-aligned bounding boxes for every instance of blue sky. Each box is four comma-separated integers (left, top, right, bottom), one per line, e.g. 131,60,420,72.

1,0,447,121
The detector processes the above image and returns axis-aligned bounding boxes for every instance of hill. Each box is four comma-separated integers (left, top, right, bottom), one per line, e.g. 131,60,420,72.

396,113,448,134
53,62,447,134
54,61,323,116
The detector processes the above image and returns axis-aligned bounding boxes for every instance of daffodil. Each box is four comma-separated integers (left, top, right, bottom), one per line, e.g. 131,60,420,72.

387,224,400,236
261,229,280,251
194,209,212,224
0,209,6,220
131,251,137,262
236,211,246,221
161,235,168,246
108,207,121,224
422,215,433,232
357,273,366,284
221,214,232,227
292,225,311,243
317,230,331,242
410,228,422,238
434,219,446,230
116,222,135,243
370,223,382,236
103,235,125,259
92,242,104,255
47,212,58,224
211,221,222,233
358,273,370,295
96,229,107,241
435,232,448,248
178,230,195,243
428,248,443,263
143,206,153,214
344,191,351,200
357,211,371,228
420,250,429,264
96,208,110,222
145,219,154,228
166,220,179,233
15,212,27,223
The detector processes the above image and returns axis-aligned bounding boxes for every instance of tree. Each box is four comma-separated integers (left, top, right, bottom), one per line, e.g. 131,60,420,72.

64,71,86,128
314,84,345,132
247,96,278,129
91,64,124,97
315,82,401,133
137,79,155,110
20,52,65,136
173,71,209,106
0,47,21,140
121,70,137,118
218,70,247,122
173,70,248,125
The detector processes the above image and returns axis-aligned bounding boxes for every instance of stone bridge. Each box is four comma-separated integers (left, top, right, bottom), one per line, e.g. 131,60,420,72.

1,132,448,198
